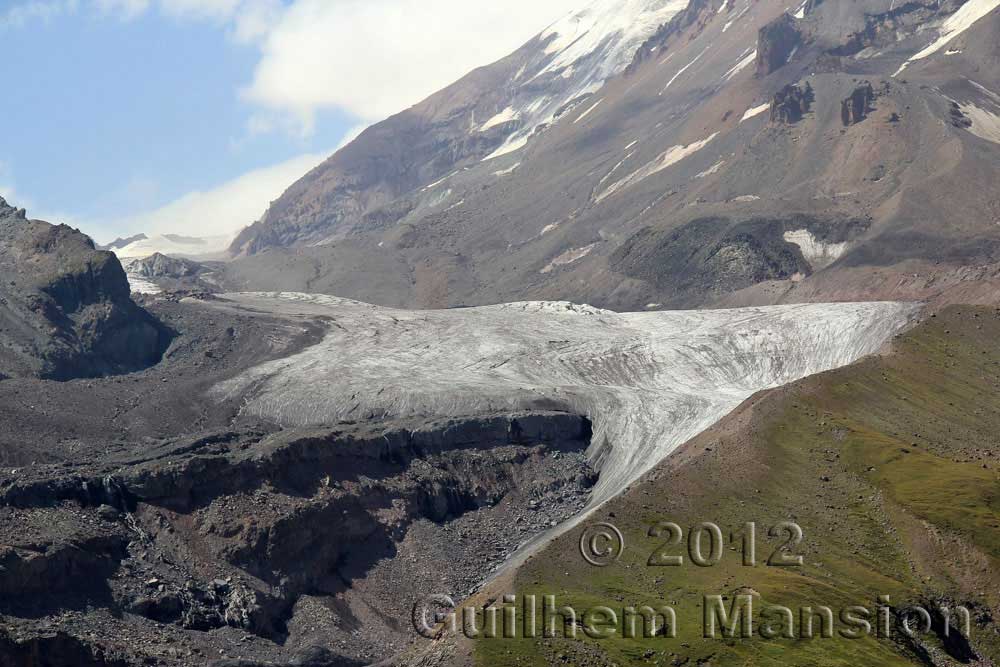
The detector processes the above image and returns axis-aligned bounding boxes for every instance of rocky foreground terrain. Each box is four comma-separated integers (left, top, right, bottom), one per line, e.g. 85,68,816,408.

0,283,599,666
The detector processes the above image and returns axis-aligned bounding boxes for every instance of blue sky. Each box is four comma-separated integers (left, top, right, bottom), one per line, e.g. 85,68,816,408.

0,0,578,243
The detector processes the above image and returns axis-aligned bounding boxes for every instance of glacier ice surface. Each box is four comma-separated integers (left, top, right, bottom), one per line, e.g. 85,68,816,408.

211,294,918,509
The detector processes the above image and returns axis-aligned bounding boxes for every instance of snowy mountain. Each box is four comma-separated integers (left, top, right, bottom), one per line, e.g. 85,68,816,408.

228,0,693,254
227,0,1000,311
478,0,691,160
112,232,234,260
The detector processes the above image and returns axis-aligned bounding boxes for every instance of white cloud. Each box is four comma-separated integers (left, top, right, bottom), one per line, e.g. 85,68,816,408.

95,0,150,19
5,0,583,133
0,0,77,28
242,0,581,129
96,151,328,243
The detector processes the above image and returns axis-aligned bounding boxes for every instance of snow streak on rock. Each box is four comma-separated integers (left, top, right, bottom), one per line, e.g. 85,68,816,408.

596,132,719,202
895,0,1000,75
484,0,691,158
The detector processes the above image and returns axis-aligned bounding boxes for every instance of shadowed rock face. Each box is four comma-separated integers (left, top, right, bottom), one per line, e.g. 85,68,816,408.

841,81,878,125
755,13,804,76
0,198,170,380
770,82,814,124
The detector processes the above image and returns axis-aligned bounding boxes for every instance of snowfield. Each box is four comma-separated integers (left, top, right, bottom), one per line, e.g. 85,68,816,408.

211,294,918,508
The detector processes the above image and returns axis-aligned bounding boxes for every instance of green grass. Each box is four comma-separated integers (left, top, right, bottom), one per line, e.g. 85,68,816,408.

473,307,1000,666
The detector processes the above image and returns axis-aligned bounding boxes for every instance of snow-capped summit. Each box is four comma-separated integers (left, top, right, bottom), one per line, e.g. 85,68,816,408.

482,0,690,159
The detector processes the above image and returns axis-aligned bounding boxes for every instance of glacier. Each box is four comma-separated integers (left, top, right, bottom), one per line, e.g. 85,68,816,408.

211,293,918,509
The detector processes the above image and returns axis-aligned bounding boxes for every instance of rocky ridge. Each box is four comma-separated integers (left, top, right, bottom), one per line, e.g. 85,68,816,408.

0,198,170,380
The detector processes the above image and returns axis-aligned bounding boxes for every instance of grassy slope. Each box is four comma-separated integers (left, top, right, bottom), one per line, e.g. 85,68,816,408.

474,306,1000,666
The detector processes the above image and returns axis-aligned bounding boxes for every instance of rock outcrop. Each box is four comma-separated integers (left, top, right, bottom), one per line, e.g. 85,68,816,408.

755,13,804,76
841,81,877,125
770,82,815,124
0,198,170,380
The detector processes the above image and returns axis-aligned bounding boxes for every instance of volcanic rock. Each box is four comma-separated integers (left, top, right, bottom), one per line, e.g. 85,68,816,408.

0,197,170,380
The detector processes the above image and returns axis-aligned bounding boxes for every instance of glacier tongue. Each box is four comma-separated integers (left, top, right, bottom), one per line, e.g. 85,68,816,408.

212,294,918,508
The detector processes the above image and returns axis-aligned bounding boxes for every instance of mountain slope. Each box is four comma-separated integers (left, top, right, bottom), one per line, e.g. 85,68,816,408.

225,0,1000,311
229,0,691,257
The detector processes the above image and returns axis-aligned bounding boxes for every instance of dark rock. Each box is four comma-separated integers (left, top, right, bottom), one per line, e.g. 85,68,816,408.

290,645,365,666
610,215,867,304
0,632,130,667
770,82,814,124
0,198,172,380
841,81,877,125
949,102,973,129
755,13,804,77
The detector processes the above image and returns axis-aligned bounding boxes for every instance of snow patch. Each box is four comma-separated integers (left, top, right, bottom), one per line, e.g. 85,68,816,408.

541,243,599,273
970,80,1000,104
483,134,530,161
695,160,725,178
493,162,521,176
740,102,770,122
597,132,720,202
423,172,456,191
480,107,519,132
724,49,757,81
574,98,604,124
895,0,1000,75
960,103,1000,144
722,5,750,32
784,230,849,265
661,46,710,94
597,151,637,188
731,194,760,202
